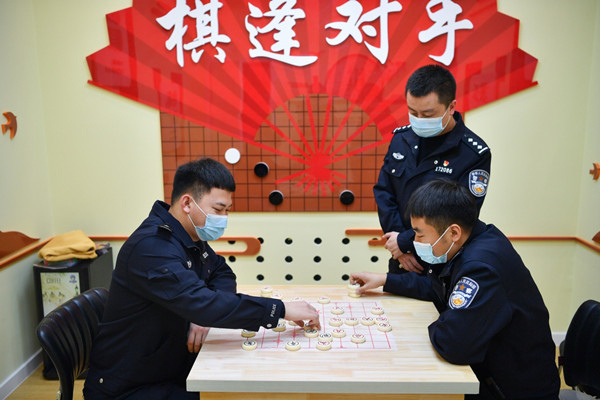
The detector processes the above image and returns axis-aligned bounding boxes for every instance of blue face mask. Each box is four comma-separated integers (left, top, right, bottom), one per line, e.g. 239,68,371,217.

413,226,454,264
409,106,450,138
188,198,227,241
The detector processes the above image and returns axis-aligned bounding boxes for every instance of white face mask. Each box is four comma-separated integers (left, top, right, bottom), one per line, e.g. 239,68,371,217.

188,198,227,241
409,106,451,138
413,226,454,264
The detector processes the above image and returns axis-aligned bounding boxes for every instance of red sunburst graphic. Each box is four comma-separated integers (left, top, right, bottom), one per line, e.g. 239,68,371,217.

262,93,390,196
88,0,537,211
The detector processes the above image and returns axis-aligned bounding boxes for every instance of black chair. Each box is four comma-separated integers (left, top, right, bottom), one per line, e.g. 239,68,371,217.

36,287,109,400
559,299,600,399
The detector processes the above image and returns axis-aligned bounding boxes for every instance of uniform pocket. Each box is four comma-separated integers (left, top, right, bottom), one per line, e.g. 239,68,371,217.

147,263,181,282
384,156,407,178
146,263,192,300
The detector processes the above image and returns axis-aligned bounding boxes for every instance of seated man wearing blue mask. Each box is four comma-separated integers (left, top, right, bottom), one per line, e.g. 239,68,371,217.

352,179,559,400
374,64,491,275
84,158,320,400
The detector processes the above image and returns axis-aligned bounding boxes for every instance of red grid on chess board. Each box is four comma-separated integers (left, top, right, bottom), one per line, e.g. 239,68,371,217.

160,94,389,211
239,299,395,351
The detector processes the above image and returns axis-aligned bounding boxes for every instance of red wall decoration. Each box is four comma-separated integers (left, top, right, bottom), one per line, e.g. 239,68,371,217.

87,0,537,211
2,112,17,139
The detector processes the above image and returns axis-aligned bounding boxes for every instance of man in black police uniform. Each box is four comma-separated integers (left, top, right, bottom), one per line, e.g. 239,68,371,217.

83,158,320,400
352,179,560,399
374,64,491,274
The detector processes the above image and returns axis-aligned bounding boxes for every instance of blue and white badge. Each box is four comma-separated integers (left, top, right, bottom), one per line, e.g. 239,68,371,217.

469,169,489,197
449,277,479,309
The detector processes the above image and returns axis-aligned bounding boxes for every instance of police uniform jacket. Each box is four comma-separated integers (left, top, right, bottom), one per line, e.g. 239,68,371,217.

83,201,285,399
374,112,491,253
383,221,560,399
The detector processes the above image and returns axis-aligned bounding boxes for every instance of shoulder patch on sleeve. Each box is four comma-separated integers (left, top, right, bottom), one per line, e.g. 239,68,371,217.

462,134,489,156
449,277,479,309
469,169,490,197
393,125,411,134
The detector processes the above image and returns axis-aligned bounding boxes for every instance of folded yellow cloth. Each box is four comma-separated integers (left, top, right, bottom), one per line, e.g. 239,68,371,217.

38,230,97,262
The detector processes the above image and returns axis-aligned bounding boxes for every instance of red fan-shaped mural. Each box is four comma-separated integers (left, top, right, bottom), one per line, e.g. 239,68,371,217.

88,0,537,211
161,94,386,211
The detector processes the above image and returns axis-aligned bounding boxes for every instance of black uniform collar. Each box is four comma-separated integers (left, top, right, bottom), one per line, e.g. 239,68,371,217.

464,220,487,246
438,219,486,279
151,200,202,250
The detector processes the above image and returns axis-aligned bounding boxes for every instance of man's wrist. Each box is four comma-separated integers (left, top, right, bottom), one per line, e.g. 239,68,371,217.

382,272,389,287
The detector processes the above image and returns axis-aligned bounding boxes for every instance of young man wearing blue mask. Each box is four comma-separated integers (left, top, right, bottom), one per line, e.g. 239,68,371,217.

352,179,560,400
374,64,491,275
84,158,320,400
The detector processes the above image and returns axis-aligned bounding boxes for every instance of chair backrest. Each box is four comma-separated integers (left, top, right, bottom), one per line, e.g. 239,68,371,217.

36,287,109,400
562,299,600,396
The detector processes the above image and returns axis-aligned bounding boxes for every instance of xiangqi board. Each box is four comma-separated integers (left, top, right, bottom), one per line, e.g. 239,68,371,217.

238,292,395,352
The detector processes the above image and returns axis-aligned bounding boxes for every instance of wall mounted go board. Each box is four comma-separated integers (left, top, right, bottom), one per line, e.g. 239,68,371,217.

160,94,387,211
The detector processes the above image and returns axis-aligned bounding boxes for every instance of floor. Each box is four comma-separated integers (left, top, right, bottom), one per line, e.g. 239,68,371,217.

6,354,569,400
6,366,83,400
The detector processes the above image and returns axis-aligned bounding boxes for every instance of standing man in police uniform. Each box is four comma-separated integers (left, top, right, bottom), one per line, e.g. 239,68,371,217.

84,158,320,400
374,64,491,274
352,179,560,400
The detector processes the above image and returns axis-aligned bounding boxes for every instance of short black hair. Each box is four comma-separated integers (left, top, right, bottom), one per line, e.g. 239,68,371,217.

405,179,478,234
405,65,456,107
171,158,235,202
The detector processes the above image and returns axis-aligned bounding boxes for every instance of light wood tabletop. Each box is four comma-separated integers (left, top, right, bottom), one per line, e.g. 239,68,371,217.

186,285,479,399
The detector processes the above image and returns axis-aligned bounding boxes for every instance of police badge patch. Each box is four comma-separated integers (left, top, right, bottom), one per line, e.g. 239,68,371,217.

449,277,479,309
469,169,489,197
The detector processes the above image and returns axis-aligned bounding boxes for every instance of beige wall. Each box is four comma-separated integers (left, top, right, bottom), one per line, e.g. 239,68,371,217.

574,0,600,318
0,0,53,386
474,0,600,324
0,0,599,390
579,1,600,243
472,1,596,236
35,0,163,234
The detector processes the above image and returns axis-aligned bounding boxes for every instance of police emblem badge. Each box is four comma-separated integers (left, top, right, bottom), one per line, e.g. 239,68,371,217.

449,277,479,309
469,169,489,197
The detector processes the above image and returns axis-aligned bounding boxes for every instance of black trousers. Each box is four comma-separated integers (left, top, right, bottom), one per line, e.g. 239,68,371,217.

118,383,199,400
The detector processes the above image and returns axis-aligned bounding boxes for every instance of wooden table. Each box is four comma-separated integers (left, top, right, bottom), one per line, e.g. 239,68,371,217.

187,285,479,399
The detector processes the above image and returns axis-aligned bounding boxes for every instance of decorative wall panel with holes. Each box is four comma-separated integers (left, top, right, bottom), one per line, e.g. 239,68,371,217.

88,0,537,212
